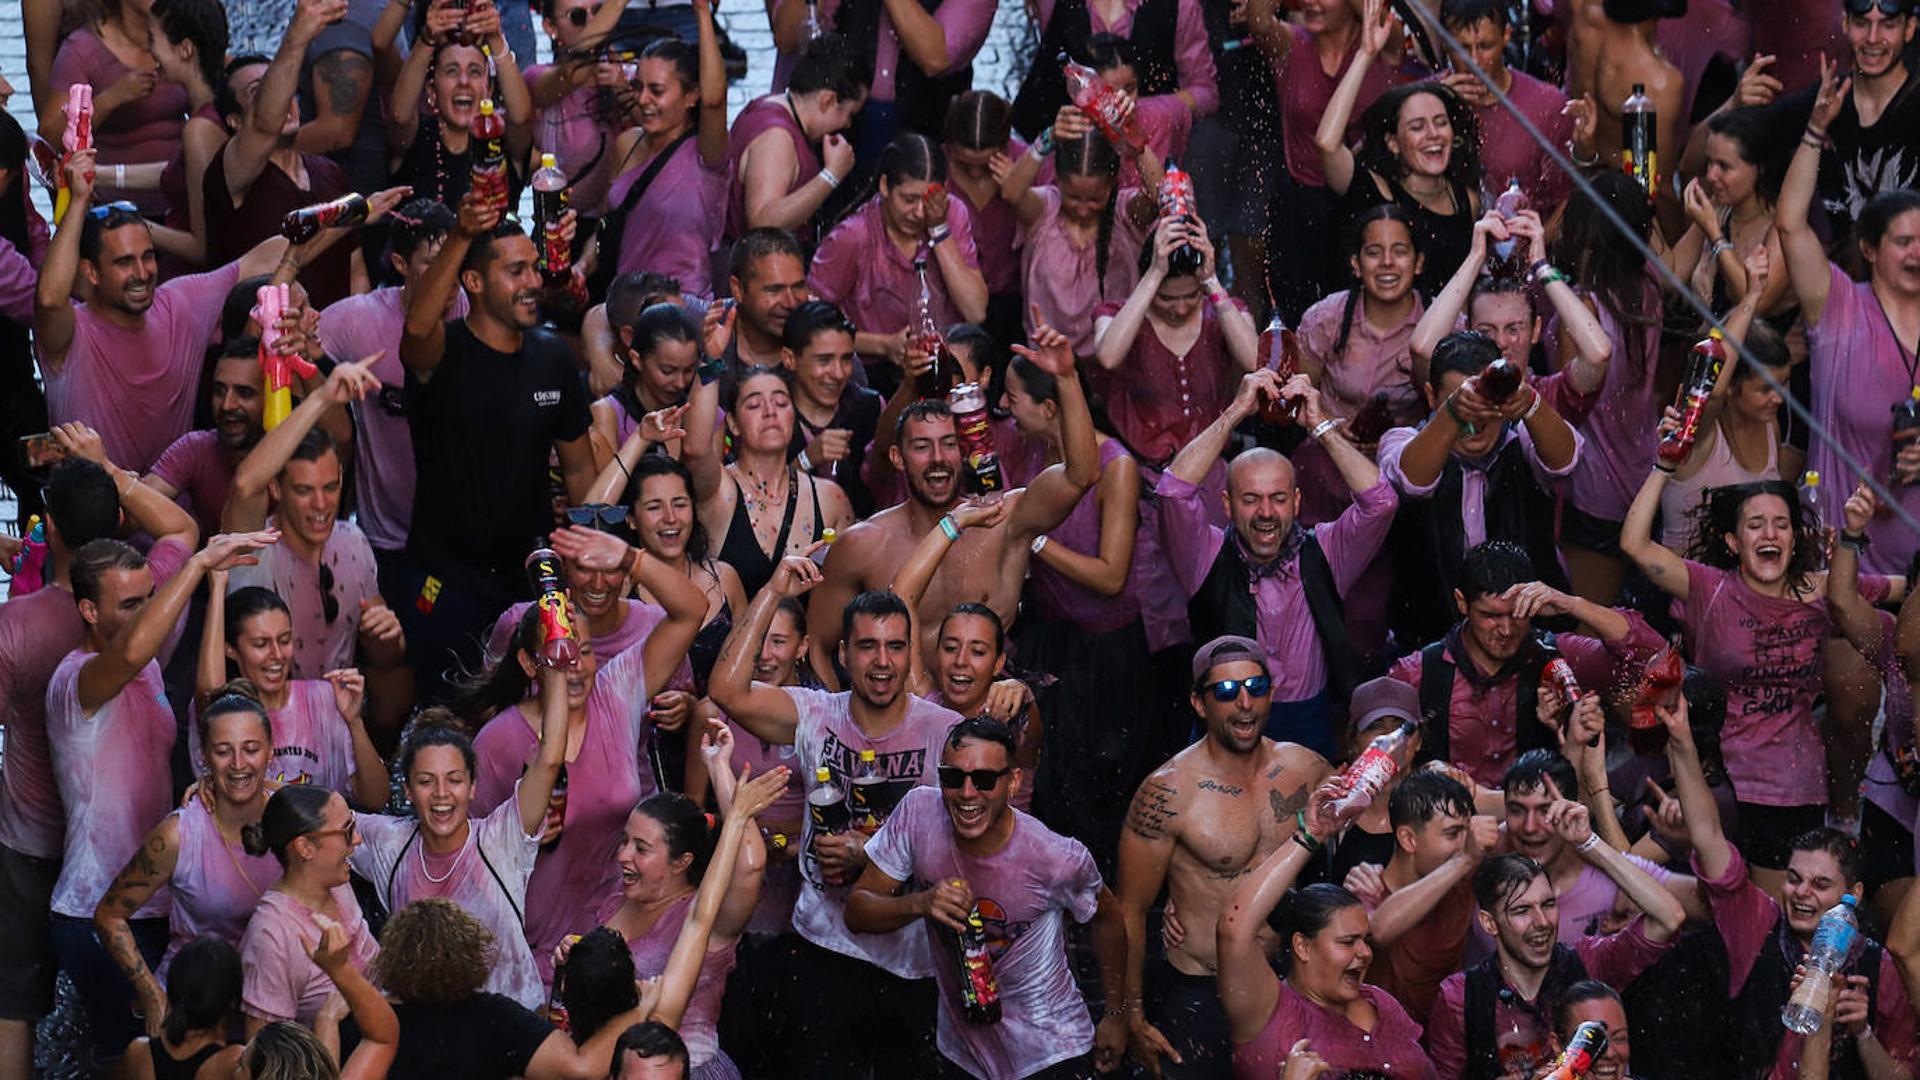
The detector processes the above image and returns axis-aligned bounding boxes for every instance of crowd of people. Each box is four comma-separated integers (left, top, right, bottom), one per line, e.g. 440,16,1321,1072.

0,0,1919,1072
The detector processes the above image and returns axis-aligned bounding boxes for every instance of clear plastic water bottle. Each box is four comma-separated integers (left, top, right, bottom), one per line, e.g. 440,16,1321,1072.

1782,894,1861,1034
1493,177,1526,262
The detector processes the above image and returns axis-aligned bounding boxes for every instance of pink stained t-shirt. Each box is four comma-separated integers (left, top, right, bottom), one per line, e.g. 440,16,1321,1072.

528,72,620,217
725,96,821,244
957,143,1026,298
1296,288,1428,428
864,785,1104,1080
1095,297,1249,466
189,680,356,796
1033,0,1220,115
1471,70,1573,214
1278,24,1397,188
473,643,656,985
1548,283,1664,523
810,194,983,342
1017,186,1149,357
161,796,281,973
49,30,190,213
608,136,728,299
240,884,379,1026
40,262,243,475
147,429,235,540
595,890,738,1071
0,584,88,860
1808,263,1920,575
1002,436,1144,634
715,712,806,936
804,0,997,102
224,520,381,680
785,686,961,978
1237,980,1437,1080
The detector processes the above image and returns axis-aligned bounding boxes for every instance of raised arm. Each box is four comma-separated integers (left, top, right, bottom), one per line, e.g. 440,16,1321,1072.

1032,450,1140,597
1289,377,1380,493
1218,799,1331,1042
548,526,705,694
94,814,182,1038
309,921,399,1080
227,0,347,202
1827,485,1884,658
693,0,728,166
1547,777,1684,940
1094,229,1175,372
1410,216,1495,364
1776,57,1850,327
680,306,732,506
711,559,817,745
1006,320,1101,541
994,120,1055,226
197,569,232,707
1369,815,1498,945
1242,0,1296,74
1621,468,1690,600
1659,695,1734,882
32,148,94,372
1313,0,1394,197
740,125,853,233
1167,369,1280,485
52,423,199,552
223,357,381,531
511,664,572,836
387,2,462,159
403,192,497,380
891,499,1008,694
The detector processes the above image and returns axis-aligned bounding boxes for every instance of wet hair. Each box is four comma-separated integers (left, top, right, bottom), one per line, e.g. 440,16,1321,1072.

226,586,292,648
1683,479,1822,593
1082,31,1136,71
1428,330,1503,390
893,397,956,444
1858,190,1920,253
1730,320,1789,376
383,197,458,278
1474,852,1548,911
1266,884,1364,968
1458,539,1534,603
44,459,121,551
788,31,874,100
1679,667,1729,786
161,936,242,1045
1006,354,1125,441
460,219,530,278
609,271,686,329
632,455,712,562
615,1022,690,1075
1503,749,1578,799
781,299,857,354
946,714,1017,759
726,363,792,415
635,792,717,884
287,427,338,468
1790,827,1862,885
557,927,639,1042
1355,82,1482,192
1135,218,1210,278
1555,979,1622,1035
729,228,806,285
214,53,272,126
398,708,479,778
78,201,152,262
1439,0,1508,30
1467,274,1532,320
842,589,912,644
373,898,497,1003
245,1022,337,1080
1389,769,1474,829
944,90,1012,150
71,538,148,606
1704,107,1785,204
622,303,700,377
1551,170,1656,380
241,784,335,864
938,601,1006,655
1055,129,1123,297
1333,204,1421,358
197,686,273,766
945,322,1004,397
453,605,547,726
151,0,229,94
878,133,948,196
638,35,698,92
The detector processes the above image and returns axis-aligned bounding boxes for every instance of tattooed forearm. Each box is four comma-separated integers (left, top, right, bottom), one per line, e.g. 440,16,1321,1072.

1126,779,1180,841
1270,785,1309,825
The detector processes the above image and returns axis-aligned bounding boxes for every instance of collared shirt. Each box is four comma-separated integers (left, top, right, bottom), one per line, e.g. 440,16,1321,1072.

1033,0,1220,116
810,194,982,345
1297,288,1428,430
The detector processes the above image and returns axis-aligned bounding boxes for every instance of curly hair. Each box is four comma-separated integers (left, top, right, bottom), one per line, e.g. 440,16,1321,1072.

1353,82,1482,194
372,898,497,1004
1682,480,1823,594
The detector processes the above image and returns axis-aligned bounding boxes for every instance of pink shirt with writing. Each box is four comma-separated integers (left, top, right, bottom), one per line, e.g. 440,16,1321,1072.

225,521,381,679
190,680,356,796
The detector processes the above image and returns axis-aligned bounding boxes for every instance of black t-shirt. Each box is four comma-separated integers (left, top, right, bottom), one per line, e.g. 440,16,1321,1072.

342,993,553,1080
407,319,592,592
1775,70,1920,241
789,384,885,517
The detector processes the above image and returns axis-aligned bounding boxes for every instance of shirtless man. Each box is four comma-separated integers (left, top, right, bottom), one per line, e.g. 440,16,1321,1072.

1117,635,1333,1078
1566,0,1685,224
806,322,1098,682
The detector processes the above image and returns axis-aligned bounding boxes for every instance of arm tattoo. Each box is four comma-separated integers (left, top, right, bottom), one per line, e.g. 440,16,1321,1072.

316,51,372,117
1270,785,1309,825
1126,779,1180,841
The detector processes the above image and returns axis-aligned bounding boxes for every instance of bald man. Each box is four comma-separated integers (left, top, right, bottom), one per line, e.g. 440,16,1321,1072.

1156,370,1398,757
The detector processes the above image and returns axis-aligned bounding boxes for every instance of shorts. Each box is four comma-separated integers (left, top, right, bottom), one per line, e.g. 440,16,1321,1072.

782,935,939,1079
1731,802,1828,870
1560,502,1627,557
1859,799,1917,892
49,911,168,1059
0,842,58,1019
1143,952,1233,1079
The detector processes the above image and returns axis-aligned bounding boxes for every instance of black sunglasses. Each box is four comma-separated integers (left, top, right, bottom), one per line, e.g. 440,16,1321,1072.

564,3,603,25
565,503,628,529
318,562,340,624
1202,674,1273,702
1844,0,1911,15
937,765,1010,791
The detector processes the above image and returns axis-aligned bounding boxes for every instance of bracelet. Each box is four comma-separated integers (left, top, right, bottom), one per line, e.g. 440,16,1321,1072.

1802,128,1832,151
1035,127,1057,158
1566,141,1600,168
796,449,813,472
613,454,631,479
1031,534,1049,555
1292,810,1323,854
1309,416,1343,441
939,515,961,542
1521,388,1543,422
817,167,841,189
113,163,125,188
1839,531,1872,553
1207,288,1230,306
928,223,951,246
1576,833,1602,854
1535,266,1570,288
1708,238,1735,259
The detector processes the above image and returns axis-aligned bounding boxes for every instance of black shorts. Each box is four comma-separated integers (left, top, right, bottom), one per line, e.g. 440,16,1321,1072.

1860,799,1917,893
0,842,58,1020
1732,802,1828,870
1561,502,1627,557
1143,952,1233,1079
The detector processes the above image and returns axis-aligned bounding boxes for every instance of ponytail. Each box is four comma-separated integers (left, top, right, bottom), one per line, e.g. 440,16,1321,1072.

451,606,543,727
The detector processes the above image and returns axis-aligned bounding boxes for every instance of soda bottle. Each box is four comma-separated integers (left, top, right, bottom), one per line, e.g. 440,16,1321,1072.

912,255,952,399
1892,388,1920,484
542,764,569,853
470,98,509,216
1659,329,1729,468
948,382,1005,495
532,153,572,286
1325,719,1419,822
1348,391,1396,445
849,749,886,834
1475,357,1525,406
281,193,370,243
1622,84,1657,199
1158,160,1204,276
954,903,1003,1024
547,934,581,1032
807,766,852,882
525,547,581,669
1492,178,1527,274
1628,643,1684,755
1542,1020,1610,1080
1782,894,1862,1034
1544,658,1581,708
1060,52,1145,155
1257,316,1301,425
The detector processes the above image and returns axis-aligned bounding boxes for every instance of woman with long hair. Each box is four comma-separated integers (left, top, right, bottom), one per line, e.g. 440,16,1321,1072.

387,0,535,210
1296,204,1427,446
120,936,242,1080
147,0,227,266
45,0,191,215
589,304,703,474
1661,108,1792,321
96,692,280,1041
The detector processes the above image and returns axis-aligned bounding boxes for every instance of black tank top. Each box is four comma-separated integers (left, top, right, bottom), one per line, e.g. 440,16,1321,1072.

717,470,825,598
150,1040,224,1080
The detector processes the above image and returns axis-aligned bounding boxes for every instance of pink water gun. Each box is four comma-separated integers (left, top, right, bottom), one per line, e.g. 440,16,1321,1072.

252,284,317,430
55,84,94,225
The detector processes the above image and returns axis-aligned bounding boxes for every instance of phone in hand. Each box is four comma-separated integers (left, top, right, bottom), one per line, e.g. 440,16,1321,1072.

20,432,62,468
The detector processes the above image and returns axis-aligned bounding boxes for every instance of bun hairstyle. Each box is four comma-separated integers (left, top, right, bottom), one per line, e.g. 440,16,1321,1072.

634,792,717,884
398,708,479,779
196,683,273,764
241,784,334,864
162,936,242,1045
1266,883,1363,972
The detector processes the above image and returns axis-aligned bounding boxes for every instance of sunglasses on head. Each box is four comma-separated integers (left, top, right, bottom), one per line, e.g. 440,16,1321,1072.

87,200,140,221
1844,0,1910,16
564,3,603,24
318,562,340,624
937,765,1010,791
565,503,629,529
1201,674,1273,702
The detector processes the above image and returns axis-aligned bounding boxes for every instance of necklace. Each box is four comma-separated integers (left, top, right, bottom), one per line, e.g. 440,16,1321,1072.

419,827,471,885
741,464,790,516
216,809,267,899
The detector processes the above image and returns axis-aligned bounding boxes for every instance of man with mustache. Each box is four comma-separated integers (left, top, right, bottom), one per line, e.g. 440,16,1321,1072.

806,322,1098,679
140,339,271,538
1156,368,1396,758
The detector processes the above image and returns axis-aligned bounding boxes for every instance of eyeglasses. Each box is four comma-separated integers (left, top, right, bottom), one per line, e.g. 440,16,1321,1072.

1202,674,1273,702
1843,0,1910,16
87,200,140,221
565,503,628,529
308,814,357,843
564,3,603,25
318,562,339,624
937,765,1011,791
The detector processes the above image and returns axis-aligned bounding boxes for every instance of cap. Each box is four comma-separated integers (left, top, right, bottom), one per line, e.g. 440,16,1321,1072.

1348,676,1420,741
1191,635,1269,687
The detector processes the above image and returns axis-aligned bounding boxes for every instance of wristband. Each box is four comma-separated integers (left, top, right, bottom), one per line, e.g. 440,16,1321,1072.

928,223,951,246
1207,288,1230,306
939,515,961,542
1309,416,1343,441
818,167,841,189
1521,388,1543,422
796,449,814,472
1576,833,1602,854
1802,128,1832,151
114,163,126,188
1035,127,1057,158
1708,238,1736,259
1839,531,1872,554
696,355,725,385
1031,534,1049,555
1535,266,1569,288
1292,810,1323,853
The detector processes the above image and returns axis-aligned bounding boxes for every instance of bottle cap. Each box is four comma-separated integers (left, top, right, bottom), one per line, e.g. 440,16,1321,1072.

815,766,831,782
1803,470,1821,488
541,152,556,168
480,99,496,115
1910,387,1920,402
1707,328,1723,340
859,749,875,762
821,527,837,545
1842,893,1858,907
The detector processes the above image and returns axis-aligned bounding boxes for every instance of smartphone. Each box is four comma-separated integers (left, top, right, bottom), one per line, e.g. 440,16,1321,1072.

20,432,62,468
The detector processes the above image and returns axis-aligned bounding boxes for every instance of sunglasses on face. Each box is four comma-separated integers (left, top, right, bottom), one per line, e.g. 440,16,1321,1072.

308,813,357,843
564,3,603,25
318,562,340,624
565,503,628,529
937,765,1010,791
1202,674,1273,702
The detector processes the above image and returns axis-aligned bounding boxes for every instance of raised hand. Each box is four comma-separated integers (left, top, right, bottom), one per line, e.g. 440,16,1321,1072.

49,421,109,468
1502,581,1574,621
641,404,691,445
1810,54,1852,133
323,668,366,722
549,525,632,572
733,762,792,819
1359,0,1397,56
1541,774,1594,848
823,133,855,180
1010,310,1076,377
1683,178,1720,234
453,188,502,239
306,912,351,974
950,496,1010,532
923,876,975,931
197,530,283,573
698,717,734,769
702,298,736,359
1731,55,1782,108
1843,483,1877,535
767,554,825,599
1563,95,1599,156
647,690,695,732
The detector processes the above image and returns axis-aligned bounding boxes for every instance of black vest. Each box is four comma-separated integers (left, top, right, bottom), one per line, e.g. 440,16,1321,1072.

834,0,972,140
1008,0,1181,141
1188,530,1362,709
1734,912,1883,1080
1413,633,1561,769
1463,944,1592,1080
1387,435,1568,650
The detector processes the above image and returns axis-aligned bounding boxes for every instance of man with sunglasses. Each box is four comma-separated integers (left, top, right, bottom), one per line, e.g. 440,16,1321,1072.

1115,634,1333,1079
33,148,324,475
846,716,1133,1078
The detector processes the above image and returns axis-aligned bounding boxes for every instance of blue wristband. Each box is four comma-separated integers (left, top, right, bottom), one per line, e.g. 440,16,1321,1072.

939,516,961,542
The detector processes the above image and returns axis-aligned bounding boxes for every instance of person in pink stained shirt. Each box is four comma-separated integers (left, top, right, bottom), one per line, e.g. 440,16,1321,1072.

468,526,709,986
847,717,1132,1078
141,342,267,540
524,0,642,219
1434,0,1574,213
48,529,275,1066
810,133,990,387
43,0,190,219
942,92,1027,347
726,34,869,247
237,784,381,1032
1009,0,1219,144
93,693,282,1033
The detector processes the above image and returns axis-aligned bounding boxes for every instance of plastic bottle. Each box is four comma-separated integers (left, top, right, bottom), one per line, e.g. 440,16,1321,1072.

1475,357,1524,405
1060,52,1145,154
849,749,886,834
281,193,370,244
6,516,47,599
1782,895,1862,1034
1496,1009,1548,1077
525,547,581,669
1348,391,1395,445
1544,658,1581,708
1628,643,1684,755
949,382,1005,495
807,766,852,882
470,99,509,216
954,904,1003,1024
1542,1021,1610,1080
802,0,822,39
1659,329,1729,468
543,765,569,853
1492,177,1527,267
912,255,952,399
1622,84,1657,199
253,284,319,432
1257,315,1301,425
1158,160,1204,276
1326,719,1419,821
1892,388,1920,484
532,153,572,285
